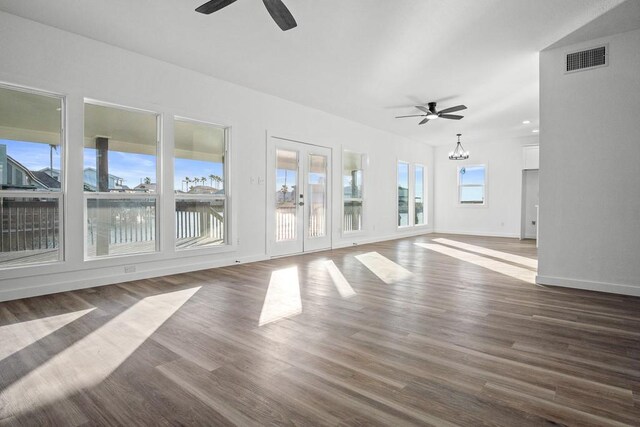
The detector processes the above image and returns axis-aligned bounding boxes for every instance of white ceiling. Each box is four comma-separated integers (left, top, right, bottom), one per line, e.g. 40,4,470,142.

0,0,628,145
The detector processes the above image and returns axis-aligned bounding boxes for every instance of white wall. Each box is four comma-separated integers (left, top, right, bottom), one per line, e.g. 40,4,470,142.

538,28,640,296
0,11,434,301
433,139,532,238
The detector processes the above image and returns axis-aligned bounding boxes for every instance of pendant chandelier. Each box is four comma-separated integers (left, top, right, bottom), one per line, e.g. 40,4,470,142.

448,133,469,160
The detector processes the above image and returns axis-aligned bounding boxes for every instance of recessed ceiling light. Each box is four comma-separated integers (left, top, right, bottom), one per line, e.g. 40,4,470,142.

522,120,531,124
532,129,539,133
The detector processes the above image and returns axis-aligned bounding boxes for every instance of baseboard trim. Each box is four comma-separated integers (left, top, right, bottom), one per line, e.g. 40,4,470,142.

536,275,640,297
0,254,268,302
433,229,520,239
332,229,433,249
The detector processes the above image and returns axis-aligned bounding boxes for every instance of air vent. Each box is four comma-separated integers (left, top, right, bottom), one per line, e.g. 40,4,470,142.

566,45,607,73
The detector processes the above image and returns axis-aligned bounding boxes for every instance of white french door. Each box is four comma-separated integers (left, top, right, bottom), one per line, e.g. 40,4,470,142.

267,137,332,257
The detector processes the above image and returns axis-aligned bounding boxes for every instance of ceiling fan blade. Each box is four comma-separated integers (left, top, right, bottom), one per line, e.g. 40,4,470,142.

415,105,430,114
262,0,297,31
439,114,464,120
195,0,238,14
438,105,467,114
396,115,426,118
419,118,430,125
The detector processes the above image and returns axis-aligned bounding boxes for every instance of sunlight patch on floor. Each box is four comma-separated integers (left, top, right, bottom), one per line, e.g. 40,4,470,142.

325,260,356,298
433,238,537,269
0,287,200,418
259,266,302,326
0,308,95,362
355,252,413,284
415,243,536,284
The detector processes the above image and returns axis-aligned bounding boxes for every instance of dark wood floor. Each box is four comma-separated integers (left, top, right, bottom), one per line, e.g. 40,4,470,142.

1,234,639,426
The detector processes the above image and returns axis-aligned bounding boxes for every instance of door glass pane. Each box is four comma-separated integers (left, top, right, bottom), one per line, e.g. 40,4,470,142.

398,162,409,227
276,149,297,241
308,154,327,238
415,165,425,225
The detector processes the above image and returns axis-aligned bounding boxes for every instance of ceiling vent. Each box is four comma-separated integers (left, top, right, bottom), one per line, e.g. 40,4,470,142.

566,45,608,73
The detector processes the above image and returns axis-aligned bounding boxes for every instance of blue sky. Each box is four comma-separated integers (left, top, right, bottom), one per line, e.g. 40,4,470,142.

398,164,409,189
460,166,485,202
1,139,60,171
2,139,223,190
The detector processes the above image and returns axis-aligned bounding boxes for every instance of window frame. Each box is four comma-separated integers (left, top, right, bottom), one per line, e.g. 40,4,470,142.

173,116,230,251
341,150,366,234
82,98,162,260
0,82,66,269
457,164,487,206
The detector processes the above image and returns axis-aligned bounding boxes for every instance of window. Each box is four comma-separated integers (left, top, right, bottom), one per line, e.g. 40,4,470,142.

0,84,64,268
398,161,428,228
84,101,159,258
174,118,228,249
415,164,426,225
397,162,410,227
458,165,486,204
343,151,364,232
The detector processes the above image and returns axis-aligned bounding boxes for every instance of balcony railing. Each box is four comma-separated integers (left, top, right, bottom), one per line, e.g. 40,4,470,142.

1,197,226,265
1,199,59,252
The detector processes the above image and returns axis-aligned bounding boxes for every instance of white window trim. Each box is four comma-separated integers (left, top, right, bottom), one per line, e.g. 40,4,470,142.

0,82,66,270
457,163,488,207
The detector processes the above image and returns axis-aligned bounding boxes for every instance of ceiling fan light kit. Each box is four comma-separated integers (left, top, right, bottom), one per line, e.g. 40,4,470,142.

449,134,470,160
395,102,466,125
196,0,297,31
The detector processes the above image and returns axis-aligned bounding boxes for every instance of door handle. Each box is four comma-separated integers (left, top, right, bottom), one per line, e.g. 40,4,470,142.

298,202,304,206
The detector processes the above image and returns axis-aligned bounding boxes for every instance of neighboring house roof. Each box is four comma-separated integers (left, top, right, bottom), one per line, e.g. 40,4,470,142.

188,185,223,195
6,155,49,189
133,183,156,192
31,171,61,189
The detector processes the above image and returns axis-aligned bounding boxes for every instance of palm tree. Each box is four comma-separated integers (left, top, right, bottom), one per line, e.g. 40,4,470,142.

144,177,151,185
211,174,223,190
184,177,191,192
201,177,207,187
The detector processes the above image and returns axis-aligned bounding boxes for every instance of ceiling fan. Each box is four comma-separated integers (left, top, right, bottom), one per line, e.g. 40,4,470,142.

396,102,467,125
196,0,297,31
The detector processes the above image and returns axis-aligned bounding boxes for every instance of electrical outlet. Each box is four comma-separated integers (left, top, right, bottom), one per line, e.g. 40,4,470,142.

124,265,136,273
